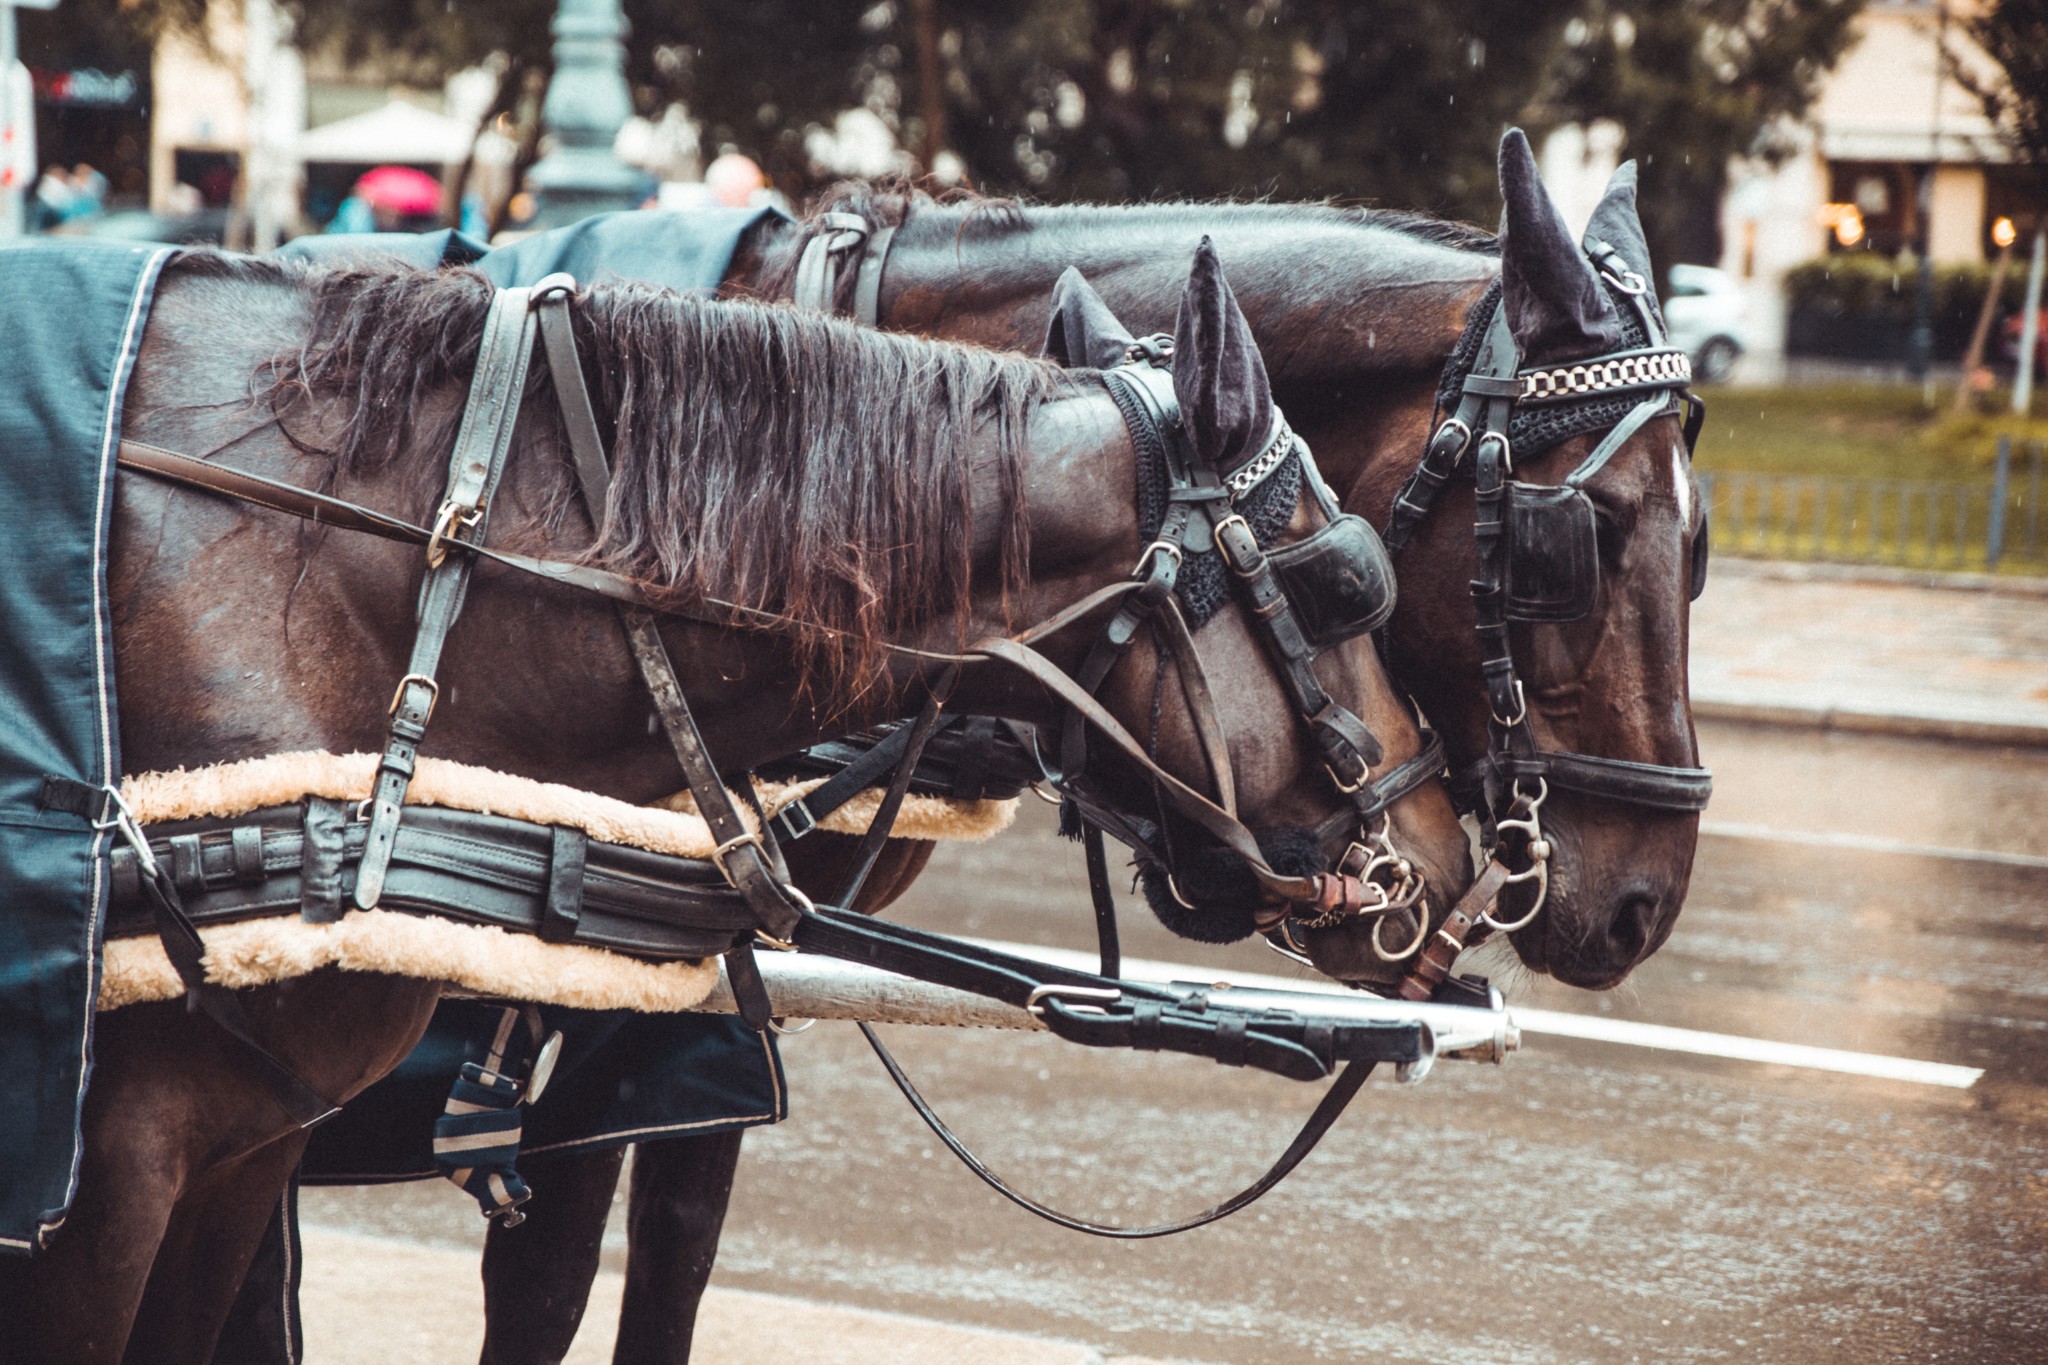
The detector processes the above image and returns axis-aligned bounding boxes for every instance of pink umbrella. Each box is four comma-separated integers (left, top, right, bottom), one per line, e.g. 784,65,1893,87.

353,165,443,217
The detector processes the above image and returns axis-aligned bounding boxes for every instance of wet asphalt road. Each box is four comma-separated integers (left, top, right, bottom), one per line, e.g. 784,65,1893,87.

306,718,2048,1363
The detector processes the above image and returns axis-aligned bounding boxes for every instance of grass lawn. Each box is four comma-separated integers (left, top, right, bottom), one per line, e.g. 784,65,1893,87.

1693,383,2048,481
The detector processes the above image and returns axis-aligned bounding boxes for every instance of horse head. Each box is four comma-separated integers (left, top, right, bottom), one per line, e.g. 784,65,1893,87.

1390,130,1706,989
1037,242,1471,985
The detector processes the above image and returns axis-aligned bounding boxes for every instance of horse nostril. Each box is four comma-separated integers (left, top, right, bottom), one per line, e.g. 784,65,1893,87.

1605,889,1662,967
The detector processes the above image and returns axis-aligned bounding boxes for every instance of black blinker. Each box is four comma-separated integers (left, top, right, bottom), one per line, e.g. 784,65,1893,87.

1268,513,1398,646
1690,509,1710,602
1504,482,1600,622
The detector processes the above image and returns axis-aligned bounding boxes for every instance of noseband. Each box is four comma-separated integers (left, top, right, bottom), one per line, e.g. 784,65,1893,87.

1051,337,1435,948
1379,243,1713,988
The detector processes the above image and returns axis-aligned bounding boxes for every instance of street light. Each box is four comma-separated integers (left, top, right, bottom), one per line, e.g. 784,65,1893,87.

522,0,645,230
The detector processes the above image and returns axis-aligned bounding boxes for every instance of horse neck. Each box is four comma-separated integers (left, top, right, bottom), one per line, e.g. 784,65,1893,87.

739,204,1496,504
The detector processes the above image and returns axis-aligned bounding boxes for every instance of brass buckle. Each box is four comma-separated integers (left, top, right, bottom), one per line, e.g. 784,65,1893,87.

1212,513,1256,573
1325,760,1371,795
388,672,440,723
1134,539,1182,578
710,831,764,882
426,499,484,569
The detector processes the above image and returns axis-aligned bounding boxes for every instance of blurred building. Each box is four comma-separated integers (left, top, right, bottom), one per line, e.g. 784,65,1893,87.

150,0,302,245
1546,1,2041,376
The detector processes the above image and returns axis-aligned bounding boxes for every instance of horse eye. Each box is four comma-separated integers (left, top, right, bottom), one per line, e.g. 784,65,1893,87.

1588,497,1628,561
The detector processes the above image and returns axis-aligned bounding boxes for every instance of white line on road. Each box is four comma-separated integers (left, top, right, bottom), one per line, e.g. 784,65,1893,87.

969,938,1985,1090
1701,820,2048,871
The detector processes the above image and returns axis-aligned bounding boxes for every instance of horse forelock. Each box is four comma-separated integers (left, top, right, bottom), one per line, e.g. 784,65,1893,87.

241,257,1059,697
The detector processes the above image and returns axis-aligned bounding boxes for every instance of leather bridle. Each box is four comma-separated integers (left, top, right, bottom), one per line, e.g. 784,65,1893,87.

1042,339,1439,953
1379,243,1714,998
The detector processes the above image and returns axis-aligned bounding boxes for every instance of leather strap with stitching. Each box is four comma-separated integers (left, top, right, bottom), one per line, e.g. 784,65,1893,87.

356,283,541,910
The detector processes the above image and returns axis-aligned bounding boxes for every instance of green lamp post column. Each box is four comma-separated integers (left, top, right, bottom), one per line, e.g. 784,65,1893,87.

524,0,644,228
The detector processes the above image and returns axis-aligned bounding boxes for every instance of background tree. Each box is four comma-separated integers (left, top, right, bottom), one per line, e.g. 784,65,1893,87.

1950,0,2048,201
1539,0,1864,280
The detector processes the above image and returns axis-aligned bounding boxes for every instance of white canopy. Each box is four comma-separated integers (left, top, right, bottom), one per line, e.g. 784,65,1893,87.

296,100,474,166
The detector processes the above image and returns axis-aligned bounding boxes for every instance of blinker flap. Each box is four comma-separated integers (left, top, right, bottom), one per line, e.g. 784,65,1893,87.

1268,514,1398,645
1504,482,1599,622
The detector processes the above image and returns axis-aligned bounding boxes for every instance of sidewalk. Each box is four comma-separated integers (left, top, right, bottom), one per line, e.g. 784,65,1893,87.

299,1228,1200,1365
1690,558,2048,746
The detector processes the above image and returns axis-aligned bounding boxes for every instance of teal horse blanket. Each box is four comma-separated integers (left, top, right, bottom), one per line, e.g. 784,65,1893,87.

0,240,171,1253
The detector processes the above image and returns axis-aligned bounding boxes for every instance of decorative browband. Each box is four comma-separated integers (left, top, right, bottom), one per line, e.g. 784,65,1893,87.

1224,418,1299,498
1516,348,1691,404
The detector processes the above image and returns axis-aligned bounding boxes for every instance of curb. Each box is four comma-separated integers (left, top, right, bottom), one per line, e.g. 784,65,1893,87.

298,1226,1202,1365
1692,696,2048,749
1714,555,2048,597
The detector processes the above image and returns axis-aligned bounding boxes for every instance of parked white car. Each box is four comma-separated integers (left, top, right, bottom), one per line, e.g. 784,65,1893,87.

1661,263,1748,383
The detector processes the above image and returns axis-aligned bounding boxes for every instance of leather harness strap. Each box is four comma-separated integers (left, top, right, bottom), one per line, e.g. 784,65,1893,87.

530,276,800,1028
355,284,542,911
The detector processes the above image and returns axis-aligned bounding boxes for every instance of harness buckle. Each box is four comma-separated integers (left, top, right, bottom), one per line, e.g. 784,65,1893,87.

1212,513,1257,573
426,499,484,569
771,799,819,842
710,831,765,882
1134,539,1183,578
1427,417,1473,466
1324,760,1371,795
1490,678,1528,729
1025,984,1122,1018
388,673,441,723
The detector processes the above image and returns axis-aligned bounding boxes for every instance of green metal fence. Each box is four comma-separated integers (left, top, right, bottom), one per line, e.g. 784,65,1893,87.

1699,437,2046,574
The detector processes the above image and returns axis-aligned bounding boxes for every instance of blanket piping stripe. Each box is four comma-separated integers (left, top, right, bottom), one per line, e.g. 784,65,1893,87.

49,246,174,1245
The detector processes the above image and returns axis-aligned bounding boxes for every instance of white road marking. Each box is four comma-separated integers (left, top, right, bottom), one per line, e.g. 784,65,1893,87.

969,938,1984,1090
1700,819,2048,871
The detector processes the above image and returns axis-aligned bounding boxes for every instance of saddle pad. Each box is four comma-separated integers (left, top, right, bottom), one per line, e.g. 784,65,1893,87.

0,239,171,1253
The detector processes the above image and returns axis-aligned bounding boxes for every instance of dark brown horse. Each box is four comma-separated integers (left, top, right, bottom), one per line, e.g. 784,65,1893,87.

0,240,1467,1363
453,132,1710,1362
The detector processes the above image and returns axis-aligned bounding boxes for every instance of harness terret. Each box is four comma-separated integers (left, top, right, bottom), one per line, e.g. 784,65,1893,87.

1380,243,1714,1000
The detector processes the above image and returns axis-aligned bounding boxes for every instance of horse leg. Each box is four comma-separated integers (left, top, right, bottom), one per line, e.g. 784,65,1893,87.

477,1146,629,1365
585,839,929,1363
1,972,440,1365
125,1132,313,1365
609,1129,747,1365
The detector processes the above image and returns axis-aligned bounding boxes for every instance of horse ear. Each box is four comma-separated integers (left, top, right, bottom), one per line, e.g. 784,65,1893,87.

1582,158,1664,325
1042,267,1138,370
1171,237,1274,475
1498,127,1628,364
1584,159,1655,282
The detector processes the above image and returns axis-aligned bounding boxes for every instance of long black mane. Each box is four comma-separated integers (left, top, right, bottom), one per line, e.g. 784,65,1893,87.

211,257,1065,689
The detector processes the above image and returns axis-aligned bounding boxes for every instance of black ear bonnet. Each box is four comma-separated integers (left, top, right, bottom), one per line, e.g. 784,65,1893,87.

1437,275,1661,461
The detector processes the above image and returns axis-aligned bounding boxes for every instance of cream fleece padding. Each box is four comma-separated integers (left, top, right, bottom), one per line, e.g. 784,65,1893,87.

99,911,720,1013
99,750,1016,1013
119,751,1017,853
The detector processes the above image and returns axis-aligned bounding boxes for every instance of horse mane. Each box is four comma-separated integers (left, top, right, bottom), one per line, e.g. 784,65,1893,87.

212,255,1064,695
757,179,1498,299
